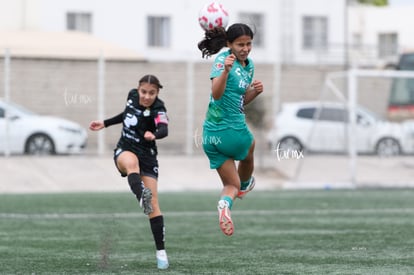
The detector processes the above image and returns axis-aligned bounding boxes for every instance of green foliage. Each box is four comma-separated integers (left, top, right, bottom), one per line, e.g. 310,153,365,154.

1,190,413,274
357,0,389,6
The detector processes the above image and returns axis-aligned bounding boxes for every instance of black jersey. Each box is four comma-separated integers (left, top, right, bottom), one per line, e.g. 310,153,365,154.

116,89,168,156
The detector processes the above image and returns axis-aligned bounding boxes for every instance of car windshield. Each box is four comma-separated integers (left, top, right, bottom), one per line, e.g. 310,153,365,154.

0,100,36,117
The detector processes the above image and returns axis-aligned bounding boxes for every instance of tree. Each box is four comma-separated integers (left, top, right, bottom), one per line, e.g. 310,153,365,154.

357,0,388,6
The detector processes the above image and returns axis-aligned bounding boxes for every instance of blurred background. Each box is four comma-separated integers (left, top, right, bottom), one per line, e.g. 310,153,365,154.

1,0,414,191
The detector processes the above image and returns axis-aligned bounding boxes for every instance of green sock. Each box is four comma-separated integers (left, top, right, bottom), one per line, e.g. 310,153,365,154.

240,178,251,190
220,196,233,210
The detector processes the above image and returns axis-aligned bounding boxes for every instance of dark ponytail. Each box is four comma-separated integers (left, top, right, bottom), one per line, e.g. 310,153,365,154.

197,27,227,58
197,23,254,59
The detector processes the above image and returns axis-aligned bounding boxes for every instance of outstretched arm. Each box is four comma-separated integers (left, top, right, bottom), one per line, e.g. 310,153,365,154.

89,112,123,131
89,120,105,131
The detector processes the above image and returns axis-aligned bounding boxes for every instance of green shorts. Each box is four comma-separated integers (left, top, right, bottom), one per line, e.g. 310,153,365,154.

202,125,254,169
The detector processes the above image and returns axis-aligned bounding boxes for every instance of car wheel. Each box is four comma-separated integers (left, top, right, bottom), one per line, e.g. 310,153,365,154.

375,137,400,157
25,133,56,155
278,136,304,152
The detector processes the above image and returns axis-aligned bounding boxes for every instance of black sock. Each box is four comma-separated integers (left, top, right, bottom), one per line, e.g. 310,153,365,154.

150,216,165,250
127,173,143,201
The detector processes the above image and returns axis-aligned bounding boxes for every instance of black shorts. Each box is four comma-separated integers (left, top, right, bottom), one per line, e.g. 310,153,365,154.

113,147,159,179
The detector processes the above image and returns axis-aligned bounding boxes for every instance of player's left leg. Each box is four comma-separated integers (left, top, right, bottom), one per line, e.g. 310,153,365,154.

216,159,240,236
237,140,256,199
143,176,169,270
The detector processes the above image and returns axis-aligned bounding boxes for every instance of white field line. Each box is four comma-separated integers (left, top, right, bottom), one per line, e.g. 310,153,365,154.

1,208,414,219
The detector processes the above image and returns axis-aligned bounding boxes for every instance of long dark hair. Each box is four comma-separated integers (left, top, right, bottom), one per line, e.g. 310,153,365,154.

197,23,254,59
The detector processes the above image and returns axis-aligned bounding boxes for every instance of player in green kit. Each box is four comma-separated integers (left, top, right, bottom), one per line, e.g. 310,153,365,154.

198,23,264,236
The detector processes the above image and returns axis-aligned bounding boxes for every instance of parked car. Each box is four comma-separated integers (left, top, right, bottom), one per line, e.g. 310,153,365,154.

267,101,414,156
0,99,87,155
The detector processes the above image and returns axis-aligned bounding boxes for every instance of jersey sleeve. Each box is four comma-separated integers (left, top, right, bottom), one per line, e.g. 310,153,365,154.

152,99,169,139
154,108,168,139
154,111,168,125
153,98,169,126
210,51,227,79
154,122,168,139
104,112,123,127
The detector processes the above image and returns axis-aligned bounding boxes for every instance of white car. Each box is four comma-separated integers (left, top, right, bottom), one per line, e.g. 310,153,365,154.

0,99,87,155
267,101,414,156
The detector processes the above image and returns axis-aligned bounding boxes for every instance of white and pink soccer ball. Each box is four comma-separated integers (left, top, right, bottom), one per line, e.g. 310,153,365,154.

198,2,229,31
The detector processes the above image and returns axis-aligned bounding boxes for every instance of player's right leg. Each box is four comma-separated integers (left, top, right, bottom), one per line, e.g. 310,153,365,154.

115,150,152,214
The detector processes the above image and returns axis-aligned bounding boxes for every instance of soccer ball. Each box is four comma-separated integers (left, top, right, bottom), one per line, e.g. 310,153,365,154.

198,2,229,31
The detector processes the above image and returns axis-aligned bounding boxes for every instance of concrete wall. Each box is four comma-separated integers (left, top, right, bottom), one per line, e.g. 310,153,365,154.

0,57,391,155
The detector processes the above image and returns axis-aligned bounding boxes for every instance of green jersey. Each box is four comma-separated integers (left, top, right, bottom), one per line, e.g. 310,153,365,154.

204,50,254,130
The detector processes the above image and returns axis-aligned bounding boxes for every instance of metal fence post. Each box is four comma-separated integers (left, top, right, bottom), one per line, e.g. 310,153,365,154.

347,68,357,187
97,51,105,156
185,60,194,155
4,48,11,157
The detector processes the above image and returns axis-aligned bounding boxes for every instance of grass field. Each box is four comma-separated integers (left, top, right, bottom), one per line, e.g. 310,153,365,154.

0,189,413,274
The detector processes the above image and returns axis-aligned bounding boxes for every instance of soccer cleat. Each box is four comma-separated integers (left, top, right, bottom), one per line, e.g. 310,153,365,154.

217,200,234,236
156,249,169,269
237,176,256,199
140,187,153,215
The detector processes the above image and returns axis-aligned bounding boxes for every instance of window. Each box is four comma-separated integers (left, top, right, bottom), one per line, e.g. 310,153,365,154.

302,16,328,50
319,108,348,123
66,12,92,33
388,53,414,106
297,108,316,119
297,107,347,122
147,16,171,47
398,53,414,70
238,12,264,48
378,33,398,58
389,78,414,105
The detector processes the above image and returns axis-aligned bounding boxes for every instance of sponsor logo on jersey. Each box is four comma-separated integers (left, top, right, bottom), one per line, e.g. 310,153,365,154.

124,113,138,127
215,62,224,70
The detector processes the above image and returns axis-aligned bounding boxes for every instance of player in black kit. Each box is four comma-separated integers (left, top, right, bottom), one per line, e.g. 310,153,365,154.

89,74,169,269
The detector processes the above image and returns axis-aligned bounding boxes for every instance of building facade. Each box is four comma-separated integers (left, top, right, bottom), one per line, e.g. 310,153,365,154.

2,0,414,66
1,0,349,65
